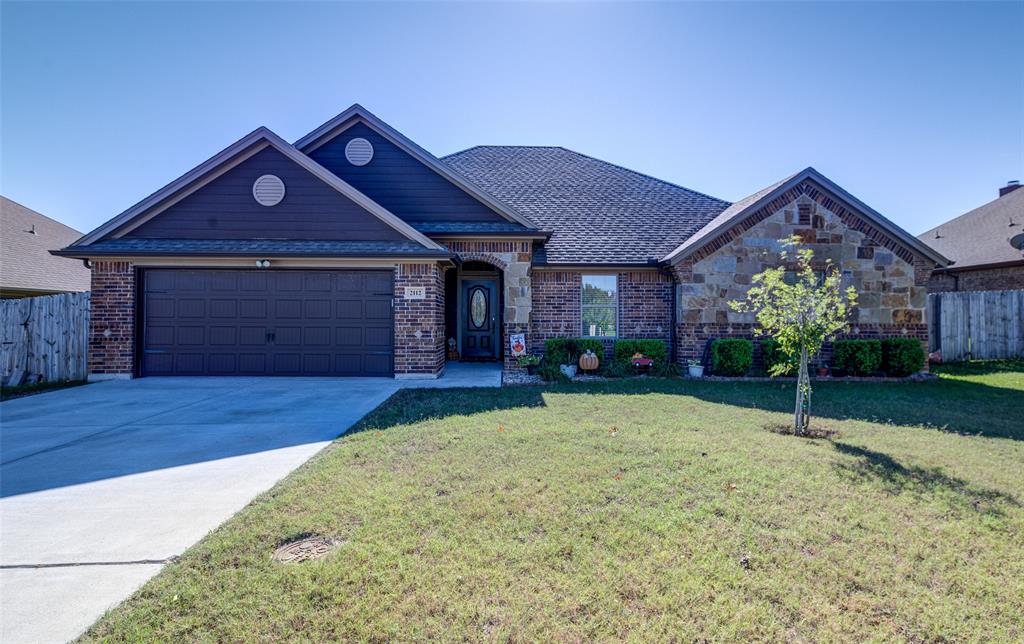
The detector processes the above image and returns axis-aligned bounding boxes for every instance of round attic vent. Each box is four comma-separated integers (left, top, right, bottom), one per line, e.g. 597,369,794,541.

345,137,374,166
252,175,285,206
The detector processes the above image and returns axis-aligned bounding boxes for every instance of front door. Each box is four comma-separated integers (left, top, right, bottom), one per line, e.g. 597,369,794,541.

461,279,499,359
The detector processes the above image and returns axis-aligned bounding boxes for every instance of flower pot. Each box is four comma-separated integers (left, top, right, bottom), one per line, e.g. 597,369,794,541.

526,364,539,376
688,365,704,378
559,364,577,378
817,367,829,377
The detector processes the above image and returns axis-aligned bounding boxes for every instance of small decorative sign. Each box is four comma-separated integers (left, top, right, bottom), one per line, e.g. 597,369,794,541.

509,333,526,357
405,286,426,300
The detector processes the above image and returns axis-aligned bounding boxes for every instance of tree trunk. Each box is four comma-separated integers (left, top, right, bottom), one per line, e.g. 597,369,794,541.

793,344,811,434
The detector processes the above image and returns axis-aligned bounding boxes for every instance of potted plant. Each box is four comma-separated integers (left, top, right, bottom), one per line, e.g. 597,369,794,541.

816,364,829,377
517,354,541,375
687,359,704,378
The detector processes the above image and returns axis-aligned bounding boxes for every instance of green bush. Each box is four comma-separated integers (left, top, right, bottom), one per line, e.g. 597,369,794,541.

882,338,926,376
606,339,671,374
760,338,798,375
544,337,605,367
710,339,754,376
576,338,606,360
832,339,882,376
543,338,578,366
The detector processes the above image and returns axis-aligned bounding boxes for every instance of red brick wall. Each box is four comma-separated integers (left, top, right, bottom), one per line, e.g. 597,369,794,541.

530,270,674,360
88,261,135,377
394,263,445,376
928,265,1024,293
531,271,581,351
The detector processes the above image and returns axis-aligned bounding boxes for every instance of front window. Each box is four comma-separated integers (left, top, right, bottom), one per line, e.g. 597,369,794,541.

582,274,617,338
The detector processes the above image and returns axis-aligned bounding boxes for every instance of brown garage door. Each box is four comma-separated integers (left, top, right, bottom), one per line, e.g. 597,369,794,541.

141,269,393,376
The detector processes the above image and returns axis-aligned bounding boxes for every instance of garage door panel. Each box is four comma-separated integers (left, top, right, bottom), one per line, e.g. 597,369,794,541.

209,299,238,318
239,299,268,319
336,299,363,318
208,354,237,374
143,269,393,376
365,300,390,319
176,299,205,318
238,354,266,373
209,327,237,346
176,326,205,345
275,299,302,319
365,327,392,347
239,326,267,346
303,327,332,346
305,300,331,319
175,354,205,373
364,353,393,376
335,327,363,346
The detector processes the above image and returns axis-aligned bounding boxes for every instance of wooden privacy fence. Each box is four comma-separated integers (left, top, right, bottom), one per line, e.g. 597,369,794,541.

929,289,1024,361
1,292,90,386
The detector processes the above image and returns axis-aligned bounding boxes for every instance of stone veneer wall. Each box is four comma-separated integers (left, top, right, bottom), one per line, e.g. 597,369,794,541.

531,269,674,361
394,263,446,376
88,260,136,378
445,240,533,372
673,183,932,366
928,265,1024,293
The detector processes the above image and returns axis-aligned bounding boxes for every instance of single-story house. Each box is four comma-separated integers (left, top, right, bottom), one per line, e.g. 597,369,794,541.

55,104,949,380
2,196,91,298
918,181,1024,292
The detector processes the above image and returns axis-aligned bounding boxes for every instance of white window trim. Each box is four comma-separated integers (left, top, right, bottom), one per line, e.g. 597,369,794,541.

581,274,619,339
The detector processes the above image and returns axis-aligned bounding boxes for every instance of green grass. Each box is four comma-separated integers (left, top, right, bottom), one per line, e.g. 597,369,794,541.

1,379,86,401
84,363,1024,642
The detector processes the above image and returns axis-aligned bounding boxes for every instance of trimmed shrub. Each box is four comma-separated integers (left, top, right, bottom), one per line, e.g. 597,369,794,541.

832,339,882,376
711,339,754,376
760,338,798,375
882,338,926,376
575,338,606,360
611,339,670,374
544,337,604,367
543,338,578,366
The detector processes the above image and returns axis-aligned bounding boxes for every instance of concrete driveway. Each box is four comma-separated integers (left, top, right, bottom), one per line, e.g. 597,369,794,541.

0,376,405,644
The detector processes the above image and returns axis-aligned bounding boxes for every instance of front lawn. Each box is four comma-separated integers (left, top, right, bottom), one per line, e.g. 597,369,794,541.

85,363,1024,641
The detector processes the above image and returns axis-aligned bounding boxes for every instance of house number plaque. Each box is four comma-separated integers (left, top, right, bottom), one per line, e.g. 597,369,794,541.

405,286,426,300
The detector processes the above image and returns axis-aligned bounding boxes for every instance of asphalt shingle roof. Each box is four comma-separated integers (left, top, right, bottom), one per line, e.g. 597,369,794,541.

917,187,1024,270
442,146,730,265
1,196,91,294
60,238,448,257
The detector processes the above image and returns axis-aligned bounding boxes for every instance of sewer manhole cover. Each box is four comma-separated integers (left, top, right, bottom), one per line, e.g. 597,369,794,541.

272,535,342,564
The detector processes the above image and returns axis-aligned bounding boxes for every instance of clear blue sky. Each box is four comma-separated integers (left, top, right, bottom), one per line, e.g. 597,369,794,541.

2,2,1021,237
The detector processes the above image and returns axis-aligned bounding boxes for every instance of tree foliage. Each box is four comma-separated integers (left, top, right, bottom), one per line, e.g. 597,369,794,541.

729,237,857,433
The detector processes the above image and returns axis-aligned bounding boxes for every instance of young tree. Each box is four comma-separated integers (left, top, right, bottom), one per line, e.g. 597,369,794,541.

729,237,857,434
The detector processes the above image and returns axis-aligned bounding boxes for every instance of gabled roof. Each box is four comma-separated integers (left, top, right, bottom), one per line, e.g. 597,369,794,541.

917,187,1024,270
662,167,951,267
295,104,537,230
1,196,91,293
69,127,444,252
442,146,731,265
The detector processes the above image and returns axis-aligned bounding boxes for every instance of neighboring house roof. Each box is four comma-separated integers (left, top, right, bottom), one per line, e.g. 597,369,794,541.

663,167,950,267
1,196,91,294
295,104,538,230
442,146,731,265
61,238,449,258
66,126,444,253
917,187,1024,270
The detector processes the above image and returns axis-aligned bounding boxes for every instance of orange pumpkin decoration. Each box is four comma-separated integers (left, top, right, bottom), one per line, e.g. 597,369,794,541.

579,349,600,371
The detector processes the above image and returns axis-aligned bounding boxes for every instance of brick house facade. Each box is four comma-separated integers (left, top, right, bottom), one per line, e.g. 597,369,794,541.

56,105,949,380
